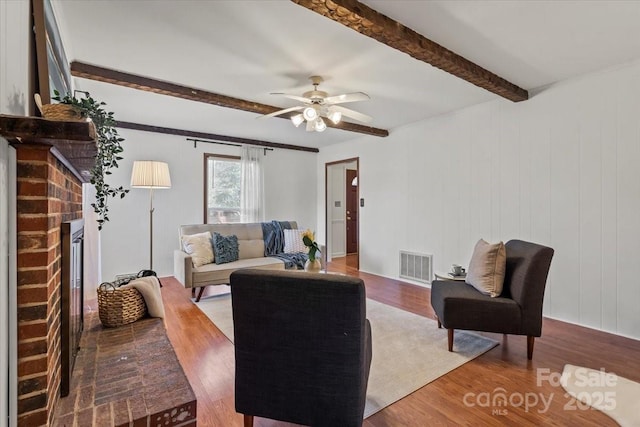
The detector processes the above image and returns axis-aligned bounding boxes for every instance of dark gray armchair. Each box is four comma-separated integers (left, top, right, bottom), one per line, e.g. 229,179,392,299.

230,269,372,427
430,240,554,360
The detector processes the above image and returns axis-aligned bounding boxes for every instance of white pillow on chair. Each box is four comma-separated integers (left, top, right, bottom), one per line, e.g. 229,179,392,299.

465,239,506,297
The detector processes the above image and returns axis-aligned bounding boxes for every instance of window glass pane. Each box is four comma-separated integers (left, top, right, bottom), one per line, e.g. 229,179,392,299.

207,157,241,223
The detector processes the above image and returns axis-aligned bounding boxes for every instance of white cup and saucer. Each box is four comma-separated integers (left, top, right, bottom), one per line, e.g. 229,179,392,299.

451,264,466,277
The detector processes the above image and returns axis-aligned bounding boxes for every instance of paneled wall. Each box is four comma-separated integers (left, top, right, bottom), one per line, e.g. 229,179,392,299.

317,59,640,340
2,1,31,425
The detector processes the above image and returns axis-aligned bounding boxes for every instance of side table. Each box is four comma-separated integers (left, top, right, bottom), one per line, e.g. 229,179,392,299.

434,272,467,281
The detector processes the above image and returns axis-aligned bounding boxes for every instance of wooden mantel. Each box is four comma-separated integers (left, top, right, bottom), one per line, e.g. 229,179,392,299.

0,114,97,182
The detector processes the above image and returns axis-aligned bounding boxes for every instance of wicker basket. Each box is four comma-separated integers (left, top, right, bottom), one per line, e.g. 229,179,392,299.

97,282,147,328
34,93,85,122
41,103,84,121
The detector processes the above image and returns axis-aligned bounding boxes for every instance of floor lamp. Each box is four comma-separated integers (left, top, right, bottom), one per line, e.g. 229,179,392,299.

130,161,171,270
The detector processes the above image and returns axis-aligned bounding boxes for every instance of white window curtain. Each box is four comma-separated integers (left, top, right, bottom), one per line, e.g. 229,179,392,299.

240,146,265,223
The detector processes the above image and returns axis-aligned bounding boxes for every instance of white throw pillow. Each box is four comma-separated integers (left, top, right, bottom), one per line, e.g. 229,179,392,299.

283,229,307,254
181,231,214,267
465,239,506,297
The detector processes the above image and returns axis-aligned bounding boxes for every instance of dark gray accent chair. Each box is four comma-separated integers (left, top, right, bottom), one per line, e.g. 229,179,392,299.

230,269,372,427
430,240,554,360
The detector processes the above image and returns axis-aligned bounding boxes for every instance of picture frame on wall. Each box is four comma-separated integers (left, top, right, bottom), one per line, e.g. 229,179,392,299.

33,0,72,105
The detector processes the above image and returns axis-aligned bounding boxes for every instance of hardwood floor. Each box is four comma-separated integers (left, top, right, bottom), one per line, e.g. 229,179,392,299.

161,262,640,426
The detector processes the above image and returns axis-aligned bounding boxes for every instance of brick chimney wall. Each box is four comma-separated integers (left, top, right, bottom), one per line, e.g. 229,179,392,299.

16,143,83,426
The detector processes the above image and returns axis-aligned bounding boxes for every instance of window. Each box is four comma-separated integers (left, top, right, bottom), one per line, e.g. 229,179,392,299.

204,154,241,223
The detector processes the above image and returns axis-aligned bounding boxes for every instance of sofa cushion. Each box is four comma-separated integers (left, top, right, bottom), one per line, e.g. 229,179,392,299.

213,232,239,264
192,257,285,285
465,239,506,297
283,229,307,254
181,232,214,267
238,239,266,259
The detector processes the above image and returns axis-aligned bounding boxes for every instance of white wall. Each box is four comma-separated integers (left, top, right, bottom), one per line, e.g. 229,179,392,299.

82,184,101,301
328,163,346,257
99,129,317,281
1,1,30,425
1,0,30,116
317,59,640,340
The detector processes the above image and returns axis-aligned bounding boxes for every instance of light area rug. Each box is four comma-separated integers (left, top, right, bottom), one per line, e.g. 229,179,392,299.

196,293,498,418
561,364,640,427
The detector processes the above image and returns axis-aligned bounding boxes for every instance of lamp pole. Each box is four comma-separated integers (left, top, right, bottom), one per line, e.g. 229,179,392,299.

149,187,154,270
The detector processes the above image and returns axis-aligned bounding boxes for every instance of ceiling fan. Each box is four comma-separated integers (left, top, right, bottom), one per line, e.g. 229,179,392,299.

262,76,372,132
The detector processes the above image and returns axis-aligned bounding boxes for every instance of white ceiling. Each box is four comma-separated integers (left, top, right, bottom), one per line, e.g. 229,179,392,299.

53,0,640,150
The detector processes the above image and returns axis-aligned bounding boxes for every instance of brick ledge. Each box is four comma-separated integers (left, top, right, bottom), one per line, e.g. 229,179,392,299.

53,311,197,427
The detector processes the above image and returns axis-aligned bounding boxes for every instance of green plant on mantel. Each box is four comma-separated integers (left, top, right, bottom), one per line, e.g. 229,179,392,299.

53,90,129,230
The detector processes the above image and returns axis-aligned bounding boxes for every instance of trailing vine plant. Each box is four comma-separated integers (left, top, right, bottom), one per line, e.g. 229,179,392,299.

53,90,129,230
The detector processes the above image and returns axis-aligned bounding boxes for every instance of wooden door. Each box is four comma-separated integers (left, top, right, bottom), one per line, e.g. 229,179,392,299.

346,169,358,254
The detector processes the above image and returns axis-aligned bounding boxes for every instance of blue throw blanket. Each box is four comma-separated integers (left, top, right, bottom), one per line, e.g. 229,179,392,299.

262,220,287,255
270,252,308,270
261,220,307,269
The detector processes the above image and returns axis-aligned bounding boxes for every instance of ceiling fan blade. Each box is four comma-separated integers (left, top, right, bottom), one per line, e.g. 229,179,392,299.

330,105,373,123
324,92,370,105
306,120,314,132
270,93,313,103
260,105,304,119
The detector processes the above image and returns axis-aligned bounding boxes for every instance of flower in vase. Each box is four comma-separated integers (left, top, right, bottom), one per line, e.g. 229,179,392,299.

302,229,320,261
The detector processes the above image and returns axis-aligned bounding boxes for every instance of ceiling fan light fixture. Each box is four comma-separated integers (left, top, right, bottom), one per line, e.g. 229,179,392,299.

327,110,342,124
314,117,327,132
303,106,318,121
291,114,304,127
265,76,372,133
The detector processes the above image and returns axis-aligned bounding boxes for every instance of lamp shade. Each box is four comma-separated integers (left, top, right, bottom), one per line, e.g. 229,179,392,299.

314,117,327,132
130,161,172,188
291,114,304,127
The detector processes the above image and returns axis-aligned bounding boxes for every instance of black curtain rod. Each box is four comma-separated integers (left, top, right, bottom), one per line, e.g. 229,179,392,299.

186,137,274,152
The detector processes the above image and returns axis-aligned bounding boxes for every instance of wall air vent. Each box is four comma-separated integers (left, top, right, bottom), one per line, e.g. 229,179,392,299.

399,251,433,284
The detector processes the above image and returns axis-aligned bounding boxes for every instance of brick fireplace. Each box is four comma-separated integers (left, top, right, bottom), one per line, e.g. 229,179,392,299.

15,143,82,426
3,115,196,426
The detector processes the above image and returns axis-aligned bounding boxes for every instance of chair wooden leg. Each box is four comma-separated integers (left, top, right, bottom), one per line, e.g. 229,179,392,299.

191,288,195,297
437,318,442,329
195,286,206,302
243,414,254,427
527,336,535,360
448,329,454,352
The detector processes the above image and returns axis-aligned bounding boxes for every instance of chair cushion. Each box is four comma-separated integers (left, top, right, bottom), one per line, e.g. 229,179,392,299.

465,239,506,297
430,280,521,334
181,231,214,267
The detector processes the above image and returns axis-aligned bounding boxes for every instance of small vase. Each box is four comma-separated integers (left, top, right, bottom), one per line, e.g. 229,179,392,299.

304,259,322,272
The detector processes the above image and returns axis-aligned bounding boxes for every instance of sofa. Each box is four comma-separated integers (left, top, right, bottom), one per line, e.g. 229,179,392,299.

173,221,300,301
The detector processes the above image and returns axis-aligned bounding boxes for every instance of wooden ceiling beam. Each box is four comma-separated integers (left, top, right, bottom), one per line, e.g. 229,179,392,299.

115,121,320,153
70,62,389,138
291,0,528,102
